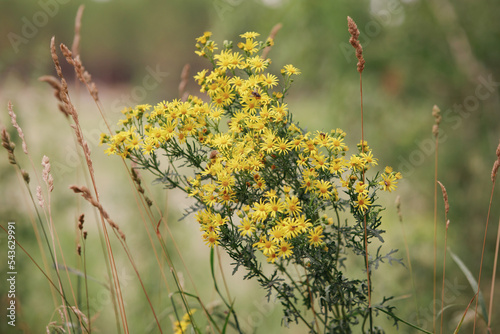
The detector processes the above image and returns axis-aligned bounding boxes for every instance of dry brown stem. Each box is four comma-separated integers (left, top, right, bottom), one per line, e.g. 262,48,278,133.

179,64,190,101
262,23,282,59
72,5,85,57
69,185,126,241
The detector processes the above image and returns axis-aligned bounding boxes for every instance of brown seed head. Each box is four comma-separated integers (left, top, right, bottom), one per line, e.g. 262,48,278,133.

347,16,360,46
1,128,14,153
36,186,44,208
41,155,54,192
491,139,500,182
8,102,28,155
437,181,449,216
496,139,500,160
432,105,441,121
432,105,441,138
21,169,30,184
1,128,17,165
492,161,500,182
38,76,70,118
78,213,85,230
432,124,439,138
347,16,365,73
70,184,126,241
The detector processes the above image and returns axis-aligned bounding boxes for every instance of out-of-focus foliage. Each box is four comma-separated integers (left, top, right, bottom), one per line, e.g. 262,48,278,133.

1,0,499,332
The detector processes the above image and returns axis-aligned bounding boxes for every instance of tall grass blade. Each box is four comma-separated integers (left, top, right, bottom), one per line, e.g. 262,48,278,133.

449,250,488,324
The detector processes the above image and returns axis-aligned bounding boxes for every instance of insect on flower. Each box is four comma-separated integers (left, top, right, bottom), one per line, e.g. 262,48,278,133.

209,150,218,159
251,88,261,99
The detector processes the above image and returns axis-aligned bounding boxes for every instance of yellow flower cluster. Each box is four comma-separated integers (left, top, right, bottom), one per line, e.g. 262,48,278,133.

101,32,401,264
173,309,196,334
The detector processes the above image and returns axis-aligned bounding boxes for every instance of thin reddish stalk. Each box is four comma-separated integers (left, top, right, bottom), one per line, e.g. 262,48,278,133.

437,181,449,333
432,137,441,334
347,16,371,326
488,216,500,331
51,38,129,332
486,143,500,331
432,105,441,333
473,180,496,331
360,73,371,311
440,220,450,334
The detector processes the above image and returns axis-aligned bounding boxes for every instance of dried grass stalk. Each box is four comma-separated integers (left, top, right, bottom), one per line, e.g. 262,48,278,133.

36,186,44,208
60,43,99,101
262,23,282,59
437,180,449,216
432,105,441,138
491,140,500,182
1,127,17,165
8,101,28,155
50,40,95,179
69,185,126,240
72,5,85,57
347,16,365,73
179,64,190,101
41,155,54,192
38,75,70,118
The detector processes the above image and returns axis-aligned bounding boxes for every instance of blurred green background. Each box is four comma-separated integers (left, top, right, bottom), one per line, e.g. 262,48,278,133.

1,0,499,333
